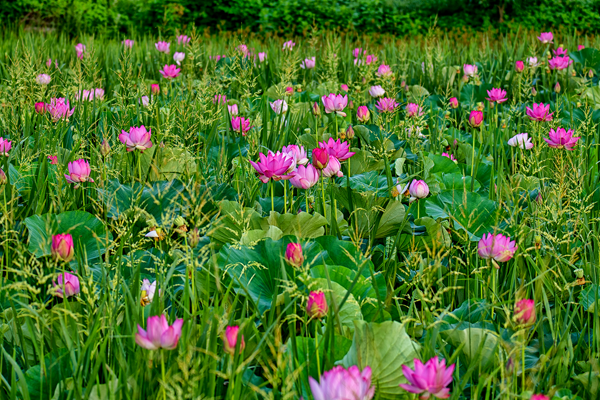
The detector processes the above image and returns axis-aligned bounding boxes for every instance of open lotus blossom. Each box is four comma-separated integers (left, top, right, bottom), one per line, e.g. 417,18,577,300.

553,47,568,56
228,104,239,116
322,155,343,178
289,164,319,189
406,103,423,117
300,56,316,69
478,233,517,263
548,55,572,70
51,233,74,262
155,41,170,53
375,97,398,113
486,88,507,103
309,366,375,400
341,84,349,92
321,93,348,117
48,155,58,164
214,94,227,105
537,32,553,43
377,64,393,77
122,39,134,48
463,64,478,77
36,73,51,85
319,137,355,161
544,127,580,150
270,99,288,114
307,291,328,318
258,52,267,62
223,325,245,355
140,279,159,306
515,61,524,72
526,103,553,121
159,64,181,79
508,133,534,150
369,85,385,97
231,116,252,135
449,97,458,108
0,137,12,156
46,98,74,121
530,395,549,400
357,105,370,122
54,272,80,298
135,315,183,350
249,151,294,183
282,144,309,166
119,125,153,152
282,40,295,51
514,299,536,326
527,57,541,67
35,102,46,114
469,110,483,127
285,242,304,266
75,43,86,59
442,152,457,162
173,52,185,65
177,35,191,45
409,179,429,201
64,159,94,186
399,356,455,399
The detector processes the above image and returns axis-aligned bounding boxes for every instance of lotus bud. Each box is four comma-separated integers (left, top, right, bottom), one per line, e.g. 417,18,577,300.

35,102,46,114
51,233,74,263
554,82,561,93
307,291,328,319
532,87,537,96
100,139,110,157
188,227,200,248
449,97,458,109
285,242,304,267
356,106,370,123
469,110,484,128
515,61,524,72
312,102,321,117
223,325,245,355
311,148,329,170
346,125,355,139
575,268,584,279
514,299,536,326
151,84,160,95
589,69,594,78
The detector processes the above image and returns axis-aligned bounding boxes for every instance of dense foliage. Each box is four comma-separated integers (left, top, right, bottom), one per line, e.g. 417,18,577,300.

2,0,600,36
1,28,600,399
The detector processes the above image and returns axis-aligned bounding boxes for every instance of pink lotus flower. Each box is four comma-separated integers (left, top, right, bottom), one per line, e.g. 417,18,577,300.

135,315,184,350
531,395,549,400
515,61,524,72
0,137,12,156
54,272,80,298
75,43,86,59
173,52,185,65
353,48,364,58
307,291,328,318
48,155,58,164
548,56,572,70
312,148,329,169
322,155,343,178
210,55,225,62
537,32,553,43
231,117,252,135
406,103,423,117
237,44,249,56
285,242,304,266
282,144,309,166
228,104,239,116
282,40,295,51
322,94,348,117
578,45,585,51
310,366,375,400
223,325,245,355
159,64,181,79
151,84,160,95
64,159,94,186
544,127,580,150
508,133,534,150
399,356,455,399
409,179,429,200
463,64,478,77
122,39,134,48
442,153,457,162
375,97,398,113
469,110,483,127
249,151,294,183
119,125,153,153
258,52,267,62
478,233,517,263
35,102,46,114
51,233,74,262
285,86,294,95
140,96,150,107
553,47,568,56
214,94,227,105
365,54,377,65
377,64,393,77
449,97,458,109
46,98,74,121
357,105,370,123
526,103,553,121
177,35,191,45
486,88,507,104
319,137,355,161
46,58,53,67
270,99,288,114
369,85,385,97
301,57,316,69
341,84,349,92
289,165,319,189
155,41,170,53
36,73,51,85
514,299,536,326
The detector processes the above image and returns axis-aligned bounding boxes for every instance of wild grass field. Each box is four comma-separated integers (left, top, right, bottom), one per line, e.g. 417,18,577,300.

0,28,600,400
